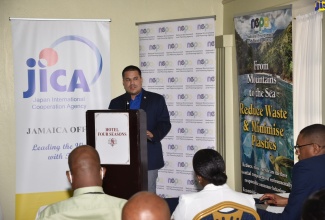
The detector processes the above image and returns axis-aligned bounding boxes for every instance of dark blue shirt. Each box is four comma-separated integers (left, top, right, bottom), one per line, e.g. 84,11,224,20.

130,90,142,110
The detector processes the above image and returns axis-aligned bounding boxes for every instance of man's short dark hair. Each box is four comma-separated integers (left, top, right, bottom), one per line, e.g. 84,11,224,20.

122,65,142,78
300,124,325,145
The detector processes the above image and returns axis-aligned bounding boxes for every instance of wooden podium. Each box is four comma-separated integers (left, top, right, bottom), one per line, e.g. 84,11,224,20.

86,109,148,199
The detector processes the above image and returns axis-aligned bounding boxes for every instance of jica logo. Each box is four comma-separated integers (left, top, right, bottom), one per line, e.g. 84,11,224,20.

251,16,270,31
139,28,152,35
177,25,191,33
23,35,102,98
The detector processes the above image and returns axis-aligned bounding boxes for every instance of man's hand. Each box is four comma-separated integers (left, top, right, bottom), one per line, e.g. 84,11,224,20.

259,193,288,207
146,130,153,140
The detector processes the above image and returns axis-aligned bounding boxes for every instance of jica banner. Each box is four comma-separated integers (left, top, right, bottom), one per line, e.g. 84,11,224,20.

234,7,293,194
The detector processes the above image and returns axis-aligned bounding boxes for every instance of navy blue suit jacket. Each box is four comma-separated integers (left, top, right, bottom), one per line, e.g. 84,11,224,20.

108,89,171,170
258,154,325,220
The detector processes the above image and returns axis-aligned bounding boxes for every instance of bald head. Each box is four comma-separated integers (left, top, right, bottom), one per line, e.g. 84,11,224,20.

122,191,170,220
67,145,105,190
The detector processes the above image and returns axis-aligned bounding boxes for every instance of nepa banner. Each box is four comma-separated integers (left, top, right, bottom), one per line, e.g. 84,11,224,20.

11,19,110,219
138,17,216,198
234,8,293,194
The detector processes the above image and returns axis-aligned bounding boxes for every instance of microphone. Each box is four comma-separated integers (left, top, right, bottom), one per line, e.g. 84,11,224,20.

125,101,130,110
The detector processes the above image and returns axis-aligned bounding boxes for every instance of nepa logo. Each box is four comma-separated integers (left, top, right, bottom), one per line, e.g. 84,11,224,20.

177,59,192,67
177,128,192,135
158,26,172,34
164,160,174,168
197,94,213,101
23,35,102,98
167,43,181,50
167,144,181,151
177,94,192,101
140,61,154,68
187,76,201,84
167,77,182,84
207,76,215,82
315,1,325,11
197,23,212,31
187,179,198,186
207,111,215,117
158,194,170,198
156,177,165,184
187,41,201,49
167,178,182,185
187,110,201,118
186,145,199,152
177,25,192,33
251,16,271,31
148,77,163,84
177,161,191,168
139,28,152,35
207,41,215,47
197,128,212,135
149,44,163,51
162,94,172,101
169,110,182,117
158,61,173,67
197,59,213,66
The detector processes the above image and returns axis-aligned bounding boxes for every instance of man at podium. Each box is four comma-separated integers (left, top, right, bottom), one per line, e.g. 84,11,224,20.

109,65,171,193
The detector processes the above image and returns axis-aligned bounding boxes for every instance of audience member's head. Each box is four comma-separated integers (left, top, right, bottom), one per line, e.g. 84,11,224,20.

193,149,227,187
295,124,325,161
122,191,170,220
66,145,106,190
302,189,325,220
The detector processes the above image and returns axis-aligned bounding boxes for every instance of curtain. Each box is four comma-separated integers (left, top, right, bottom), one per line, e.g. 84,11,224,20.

293,12,323,144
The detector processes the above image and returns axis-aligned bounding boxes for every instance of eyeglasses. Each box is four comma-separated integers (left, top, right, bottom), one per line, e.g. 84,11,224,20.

294,143,314,150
